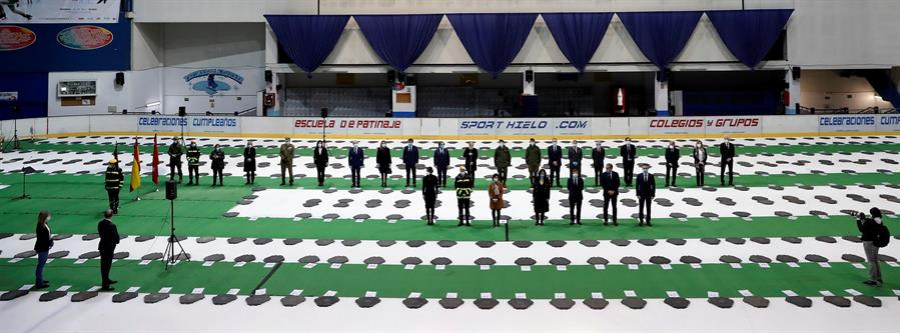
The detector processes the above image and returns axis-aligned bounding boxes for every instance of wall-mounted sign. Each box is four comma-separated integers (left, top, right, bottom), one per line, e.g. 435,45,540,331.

0,25,36,51
0,0,121,24
56,26,114,50
183,69,246,96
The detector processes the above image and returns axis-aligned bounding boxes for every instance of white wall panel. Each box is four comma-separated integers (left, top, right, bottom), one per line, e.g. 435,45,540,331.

47,116,91,135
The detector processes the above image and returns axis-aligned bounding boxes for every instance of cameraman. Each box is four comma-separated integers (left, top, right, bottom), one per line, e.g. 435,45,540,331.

855,208,887,286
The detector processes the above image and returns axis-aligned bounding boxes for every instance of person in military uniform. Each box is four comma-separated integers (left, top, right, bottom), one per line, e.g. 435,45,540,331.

167,137,183,182
104,159,123,214
454,166,473,226
525,138,541,187
493,140,511,184
463,142,478,186
243,141,256,184
209,144,225,186
186,140,201,185
279,138,295,186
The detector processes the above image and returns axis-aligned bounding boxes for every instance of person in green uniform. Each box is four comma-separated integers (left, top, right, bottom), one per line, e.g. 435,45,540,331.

524,138,542,187
493,140,511,184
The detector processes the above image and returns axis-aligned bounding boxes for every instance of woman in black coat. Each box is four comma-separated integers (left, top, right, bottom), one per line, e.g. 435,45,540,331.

243,141,256,184
533,169,551,226
313,140,329,187
376,141,392,187
33,211,52,289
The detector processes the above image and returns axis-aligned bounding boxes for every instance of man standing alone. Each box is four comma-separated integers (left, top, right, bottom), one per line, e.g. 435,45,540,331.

280,138,295,186
167,137,183,182
719,136,735,186
402,139,419,187
98,210,119,291
104,159,123,214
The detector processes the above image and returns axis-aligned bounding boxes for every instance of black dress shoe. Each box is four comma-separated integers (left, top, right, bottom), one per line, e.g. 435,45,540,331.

32,284,49,290
108,280,118,285
100,287,115,291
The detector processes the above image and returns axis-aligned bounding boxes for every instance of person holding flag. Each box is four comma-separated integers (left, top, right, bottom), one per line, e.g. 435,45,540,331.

129,138,142,195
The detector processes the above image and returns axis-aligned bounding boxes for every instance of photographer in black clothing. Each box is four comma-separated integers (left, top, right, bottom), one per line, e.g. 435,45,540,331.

855,208,889,286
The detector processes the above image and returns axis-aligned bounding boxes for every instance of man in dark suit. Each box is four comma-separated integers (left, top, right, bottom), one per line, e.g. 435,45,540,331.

635,163,656,227
209,144,225,186
620,137,636,187
719,136,735,186
422,167,439,225
434,142,450,187
567,165,584,225
402,139,420,187
591,141,605,186
600,163,620,226
664,141,680,187
313,140,329,187
98,210,120,291
348,141,364,188
567,141,583,176
548,139,563,187
463,142,478,186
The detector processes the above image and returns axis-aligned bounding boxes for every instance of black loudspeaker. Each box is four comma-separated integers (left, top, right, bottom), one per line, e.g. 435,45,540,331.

178,106,186,117
387,70,396,83
405,74,417,86
265,70,272,83
320,107,328,118
525,70,534,83
165,180,177,200
115,72,125,86
791,66,801,81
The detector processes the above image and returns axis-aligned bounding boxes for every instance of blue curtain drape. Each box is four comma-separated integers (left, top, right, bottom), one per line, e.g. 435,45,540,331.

355,14,443,73
542,13,614,74
447,13,538,78
706,9,793,69
265,15,350,75
617,11,702,81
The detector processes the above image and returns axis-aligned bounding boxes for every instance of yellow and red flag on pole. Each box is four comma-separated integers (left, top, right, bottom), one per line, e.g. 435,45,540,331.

130,137,141,192
151,134,159,185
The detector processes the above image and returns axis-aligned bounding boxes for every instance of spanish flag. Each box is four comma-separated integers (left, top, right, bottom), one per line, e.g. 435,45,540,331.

130,138,141,192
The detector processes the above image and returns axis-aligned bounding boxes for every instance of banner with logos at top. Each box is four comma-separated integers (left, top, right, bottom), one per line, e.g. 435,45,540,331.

0,0,121,24
137,115,241,134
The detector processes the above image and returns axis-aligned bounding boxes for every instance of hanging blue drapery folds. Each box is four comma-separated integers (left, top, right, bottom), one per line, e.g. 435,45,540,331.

447,13,538,78
264,15,350,75
355,14,443,73
617,11,702,81
706,9,793,69
542,12,614,74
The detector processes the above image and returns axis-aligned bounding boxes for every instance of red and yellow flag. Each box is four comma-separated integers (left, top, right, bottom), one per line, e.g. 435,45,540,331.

130,138,141,192
151,134,159,185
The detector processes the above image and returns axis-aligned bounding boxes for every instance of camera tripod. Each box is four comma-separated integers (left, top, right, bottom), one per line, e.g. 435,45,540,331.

163,199,189,270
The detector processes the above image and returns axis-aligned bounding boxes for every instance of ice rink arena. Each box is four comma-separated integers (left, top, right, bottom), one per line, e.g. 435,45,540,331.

1,1,900,332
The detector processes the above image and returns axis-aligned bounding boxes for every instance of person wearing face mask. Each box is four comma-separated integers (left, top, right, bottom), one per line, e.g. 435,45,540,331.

664,141,680,187
488,173,504,227
620,137,636,187
33,211,53,289
186,140,201,185
434,142,450,187
567,140,583,177
209,144,225,186
693,141,708,186
455,166,473,226
857,208,889,286
463,142,478,186
567,165,584,225
422,167,439,225
591,141,605,187
402,139,420,187
525,138,542,187
635,163,656,227
494,140,511,184
600,163,620,226
104,159,123,214
279,138,295,186
376,141,392,187
167,137,183,182
548,139,563,187
719,136,735,186
313,140,329,187
533,169,551,226
243,141,256,185
348,141,364,188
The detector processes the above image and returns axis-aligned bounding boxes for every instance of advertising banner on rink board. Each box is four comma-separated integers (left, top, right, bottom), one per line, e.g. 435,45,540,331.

292,118,407,136
648,116,763,135
817,115,878,133
458,119,591,136
137,115,241,134
0,0,121,24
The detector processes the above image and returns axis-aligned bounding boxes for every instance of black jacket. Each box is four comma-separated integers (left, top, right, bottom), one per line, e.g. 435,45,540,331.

620,143,636,162
314,147,329,167
720,142,735,161
463,148,478,168
422,174,438,200
635,172,656,198
532,182,551,213
209,149,225,170
243,147,256,172
434,148,450,168
665,147,680,166
591,147,605,169
600,171,620,193
34,224,53,252
857,217,881,242
567,147,583,167
376,147,392,173
567,176,584,201
548,145,562,166
97,218,120,251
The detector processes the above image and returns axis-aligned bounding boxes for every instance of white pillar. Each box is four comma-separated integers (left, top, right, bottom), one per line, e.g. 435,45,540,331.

786,68,801,115
522,70,535,96
654,79,669,116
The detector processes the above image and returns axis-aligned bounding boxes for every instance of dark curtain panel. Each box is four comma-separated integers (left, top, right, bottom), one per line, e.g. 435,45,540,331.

447,13,538,78
542,12,614,74
355,14,443,73
617,11,702,81
706,9,793,69
264,15,350,75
